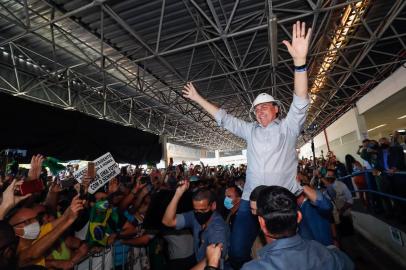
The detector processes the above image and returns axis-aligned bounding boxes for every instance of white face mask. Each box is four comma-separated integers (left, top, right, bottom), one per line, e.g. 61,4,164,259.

22,222,40,240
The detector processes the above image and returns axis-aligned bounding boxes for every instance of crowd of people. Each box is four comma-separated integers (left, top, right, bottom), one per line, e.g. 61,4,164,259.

0,151,358,270
1,141,404,270
298,131,406,223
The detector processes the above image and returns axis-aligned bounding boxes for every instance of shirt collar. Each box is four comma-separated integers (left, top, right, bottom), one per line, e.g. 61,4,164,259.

255,118,281,128
258,234,303,257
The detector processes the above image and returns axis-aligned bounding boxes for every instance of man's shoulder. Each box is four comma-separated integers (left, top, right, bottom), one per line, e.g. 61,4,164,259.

209,212,228,229
179,210,194,220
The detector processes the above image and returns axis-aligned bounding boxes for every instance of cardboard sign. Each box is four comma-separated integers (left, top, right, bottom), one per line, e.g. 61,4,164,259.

72,153,120,194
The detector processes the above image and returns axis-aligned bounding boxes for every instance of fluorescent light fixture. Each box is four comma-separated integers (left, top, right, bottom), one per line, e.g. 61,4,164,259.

310,0,369,95
397,129,405,132
367,124,386,132
397,114,406,119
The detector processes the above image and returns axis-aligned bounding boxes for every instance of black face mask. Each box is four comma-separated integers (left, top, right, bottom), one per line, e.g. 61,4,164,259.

194,210,213,225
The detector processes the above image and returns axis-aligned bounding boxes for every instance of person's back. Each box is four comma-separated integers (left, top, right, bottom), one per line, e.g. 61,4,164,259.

242,234,353,270
242,186,353,270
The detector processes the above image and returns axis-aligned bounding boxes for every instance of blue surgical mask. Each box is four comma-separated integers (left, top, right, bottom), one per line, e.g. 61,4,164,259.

224,197,234,210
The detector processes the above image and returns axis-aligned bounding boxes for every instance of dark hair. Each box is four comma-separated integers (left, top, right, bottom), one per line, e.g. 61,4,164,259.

226,184,242,198
249,185,267,202
362,139,370,143
345,154,356,174
257,186,298,239
192,188,216,204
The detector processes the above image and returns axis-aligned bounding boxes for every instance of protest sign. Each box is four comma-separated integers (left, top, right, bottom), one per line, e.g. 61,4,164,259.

72,152,120,194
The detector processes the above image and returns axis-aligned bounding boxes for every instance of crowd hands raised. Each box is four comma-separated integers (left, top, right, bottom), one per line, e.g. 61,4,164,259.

3,143,402,270
0,150,250,270
0,150,357,270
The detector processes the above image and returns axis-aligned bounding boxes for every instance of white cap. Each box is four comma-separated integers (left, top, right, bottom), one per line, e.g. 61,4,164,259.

250,93,278,112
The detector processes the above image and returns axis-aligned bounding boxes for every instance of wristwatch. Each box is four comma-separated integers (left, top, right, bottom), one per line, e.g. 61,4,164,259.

204,266,219,270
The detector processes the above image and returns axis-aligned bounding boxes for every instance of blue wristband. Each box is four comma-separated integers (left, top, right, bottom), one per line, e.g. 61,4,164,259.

295,64,307,72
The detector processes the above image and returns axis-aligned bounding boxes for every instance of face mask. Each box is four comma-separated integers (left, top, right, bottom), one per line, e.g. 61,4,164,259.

224,197,234,210
22,222,40,240
194,210,213,225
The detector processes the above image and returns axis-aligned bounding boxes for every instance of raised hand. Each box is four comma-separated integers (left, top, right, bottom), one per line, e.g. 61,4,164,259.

28,154,45,181
0,179,31,211
282,21,311,66
132,176,147,194
182,82,201,102
49,182,62,193
175,179,189,195
108,178,119,194
206,243,223,268
65,195,85,222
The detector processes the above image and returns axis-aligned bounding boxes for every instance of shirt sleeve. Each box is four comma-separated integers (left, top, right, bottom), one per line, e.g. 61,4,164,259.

284,94,309,137
215,109,252,141
313,190,333,212
175,211,194,230
207,221,229,258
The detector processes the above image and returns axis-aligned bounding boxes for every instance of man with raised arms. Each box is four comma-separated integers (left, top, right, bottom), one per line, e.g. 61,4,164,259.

182,21,312,269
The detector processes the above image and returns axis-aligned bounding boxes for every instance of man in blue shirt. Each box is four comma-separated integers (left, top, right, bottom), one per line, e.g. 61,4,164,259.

162,181,229,270
207,186,353,270
297,173,334,246
182,21,312,268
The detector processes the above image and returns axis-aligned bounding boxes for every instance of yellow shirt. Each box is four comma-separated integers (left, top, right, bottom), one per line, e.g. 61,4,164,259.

33,222,53,266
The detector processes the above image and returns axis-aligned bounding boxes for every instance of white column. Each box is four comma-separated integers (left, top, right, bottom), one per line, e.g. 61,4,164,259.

160,135,168,168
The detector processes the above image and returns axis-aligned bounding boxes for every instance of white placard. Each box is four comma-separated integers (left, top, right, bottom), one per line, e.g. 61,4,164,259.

72,152,120,194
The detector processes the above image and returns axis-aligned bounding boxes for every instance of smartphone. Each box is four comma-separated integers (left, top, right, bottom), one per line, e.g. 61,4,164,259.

87,162,96,179
16,179,44,196
79,184,86,200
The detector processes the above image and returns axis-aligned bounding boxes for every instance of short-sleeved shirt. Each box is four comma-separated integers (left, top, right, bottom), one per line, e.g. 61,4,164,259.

175,211,229,262
242,234,354,270
215,94,309,200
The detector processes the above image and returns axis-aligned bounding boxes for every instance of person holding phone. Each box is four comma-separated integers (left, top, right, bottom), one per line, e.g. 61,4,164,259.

183,21,311,269
9,195,85,268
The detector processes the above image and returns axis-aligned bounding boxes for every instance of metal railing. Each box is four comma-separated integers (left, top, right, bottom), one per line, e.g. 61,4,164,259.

337,169,406,203
73,244,149,270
